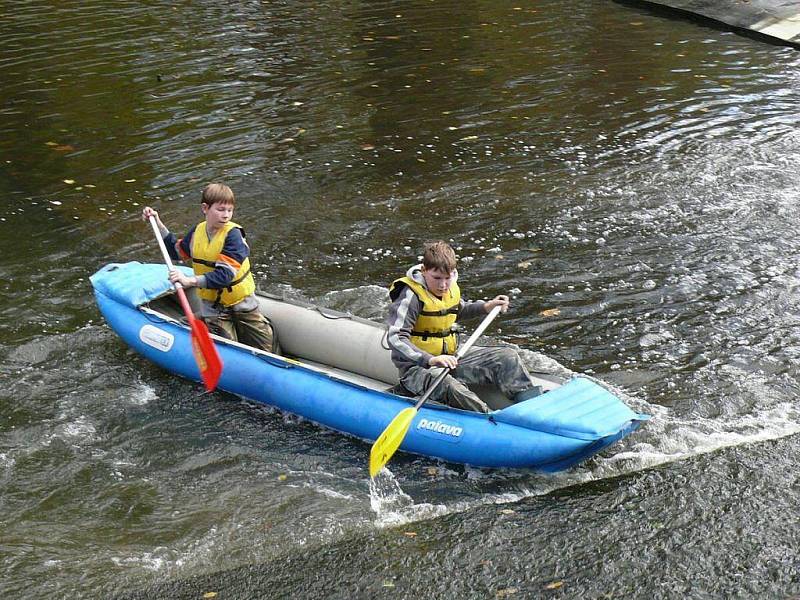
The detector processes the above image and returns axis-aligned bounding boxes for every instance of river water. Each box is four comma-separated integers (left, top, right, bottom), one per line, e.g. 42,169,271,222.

2,0,800,598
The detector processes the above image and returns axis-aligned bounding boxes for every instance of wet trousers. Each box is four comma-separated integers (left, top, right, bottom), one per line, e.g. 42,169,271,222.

399,346,536,413
204,307,279,354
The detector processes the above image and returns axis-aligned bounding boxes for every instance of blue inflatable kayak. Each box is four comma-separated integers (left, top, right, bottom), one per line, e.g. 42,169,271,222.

91,262,649,472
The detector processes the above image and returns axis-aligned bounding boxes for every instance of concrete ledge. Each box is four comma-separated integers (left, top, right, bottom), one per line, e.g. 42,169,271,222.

637,0,800,46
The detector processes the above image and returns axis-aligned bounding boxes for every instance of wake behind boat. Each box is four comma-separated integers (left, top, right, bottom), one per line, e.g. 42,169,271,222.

90,261,649,472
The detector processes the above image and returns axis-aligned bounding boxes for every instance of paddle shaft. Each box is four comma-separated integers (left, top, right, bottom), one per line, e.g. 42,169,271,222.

149,216,195,320
410,304,503,411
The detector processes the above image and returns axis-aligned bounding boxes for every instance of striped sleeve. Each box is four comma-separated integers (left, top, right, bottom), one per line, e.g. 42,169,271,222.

386,286,432,368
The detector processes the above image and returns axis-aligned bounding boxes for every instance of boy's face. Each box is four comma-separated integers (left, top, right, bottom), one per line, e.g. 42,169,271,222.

202,201,234,229
422,267,454,296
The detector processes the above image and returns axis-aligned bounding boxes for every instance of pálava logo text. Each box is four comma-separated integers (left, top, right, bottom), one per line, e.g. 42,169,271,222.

417,419,463,437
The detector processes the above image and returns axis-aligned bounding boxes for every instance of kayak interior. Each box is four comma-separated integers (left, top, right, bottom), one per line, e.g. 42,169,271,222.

142,288,562,411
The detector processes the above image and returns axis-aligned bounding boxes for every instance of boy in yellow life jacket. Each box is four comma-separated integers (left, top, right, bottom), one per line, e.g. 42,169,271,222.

142,183,278,353
386,240,539,413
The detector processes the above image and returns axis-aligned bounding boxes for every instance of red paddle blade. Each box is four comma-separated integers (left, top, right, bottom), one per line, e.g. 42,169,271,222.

189,318,223,391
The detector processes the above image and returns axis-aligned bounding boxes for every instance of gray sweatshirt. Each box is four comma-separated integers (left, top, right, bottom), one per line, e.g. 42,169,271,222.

386,264,487,374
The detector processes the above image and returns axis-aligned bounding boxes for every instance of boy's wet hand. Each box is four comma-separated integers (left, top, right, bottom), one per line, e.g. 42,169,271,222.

168,269,195,288
430,354,458,369
142,206,158,221
486,295,510,313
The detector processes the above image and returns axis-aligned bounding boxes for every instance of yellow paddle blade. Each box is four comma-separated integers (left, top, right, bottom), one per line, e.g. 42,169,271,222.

369,407,417,478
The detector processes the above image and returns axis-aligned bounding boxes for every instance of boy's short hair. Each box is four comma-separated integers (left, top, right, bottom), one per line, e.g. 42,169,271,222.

201,183,235,207
422,240,457,274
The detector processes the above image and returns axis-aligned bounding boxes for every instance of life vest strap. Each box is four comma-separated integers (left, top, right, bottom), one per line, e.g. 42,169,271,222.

411,327,456,339
419,306,459,317
212,266,252,309
192,256,217,268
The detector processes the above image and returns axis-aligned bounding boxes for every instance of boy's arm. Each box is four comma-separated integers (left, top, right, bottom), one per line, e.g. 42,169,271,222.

458,295,509,320
143,206,187,264
386,287,433,368
163,227,193,265
457,298,488,321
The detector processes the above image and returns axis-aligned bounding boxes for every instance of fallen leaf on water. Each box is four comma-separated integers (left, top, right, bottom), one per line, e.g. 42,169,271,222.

426,466,438,476
544,581,564,590
500,509,515,514
124,178,136,183
46,141,58,146
460,135,479,141
382,581,395,588
403,531,417,537
53,144,75,152
518,261,531,269
630,21,643,25
361,144,375,151
279,138,295,143
539,308,560,318
278,473,287,481
496,588,518,598
63,179,75,184
494,254,504,260
203,593,218,599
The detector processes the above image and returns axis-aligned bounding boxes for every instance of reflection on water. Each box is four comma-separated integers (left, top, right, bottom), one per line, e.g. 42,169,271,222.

1,0,800,598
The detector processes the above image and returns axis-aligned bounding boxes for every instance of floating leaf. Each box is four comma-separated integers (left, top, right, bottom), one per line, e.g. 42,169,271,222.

544,581,564,590
203,593,218,599
403,531,417,537
426,466,438,476
63,179,75,184
517,261,531,269
46,141,58,146
460,135,479,141
382,581,395,588
500,508,515,514
496,588,518,598
361,144,375,151
124,178,136,183
278,473,287,481
53,144,75,152
539,308,560,318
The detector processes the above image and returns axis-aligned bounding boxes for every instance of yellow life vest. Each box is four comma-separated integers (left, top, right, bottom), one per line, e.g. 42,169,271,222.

190,220,255,308
389,275,461,355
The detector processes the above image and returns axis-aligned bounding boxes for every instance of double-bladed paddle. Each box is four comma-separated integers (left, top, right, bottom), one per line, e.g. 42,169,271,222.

148,215,222,392
369,304,502,477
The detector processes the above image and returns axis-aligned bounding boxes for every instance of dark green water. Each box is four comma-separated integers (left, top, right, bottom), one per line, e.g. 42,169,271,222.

2,1,800,598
